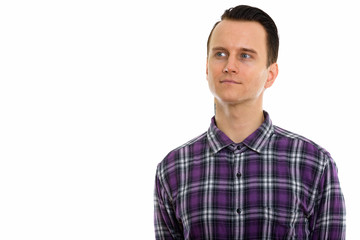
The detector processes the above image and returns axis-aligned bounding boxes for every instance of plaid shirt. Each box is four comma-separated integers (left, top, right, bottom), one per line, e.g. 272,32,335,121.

154,112,346,239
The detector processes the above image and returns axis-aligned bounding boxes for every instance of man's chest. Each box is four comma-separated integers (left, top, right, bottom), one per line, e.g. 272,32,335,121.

173,152,316,239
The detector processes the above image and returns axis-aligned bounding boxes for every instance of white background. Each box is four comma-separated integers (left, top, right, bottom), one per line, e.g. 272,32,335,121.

0,0,359,239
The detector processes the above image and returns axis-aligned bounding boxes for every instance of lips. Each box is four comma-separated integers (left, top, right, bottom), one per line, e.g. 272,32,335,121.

220,79,241,84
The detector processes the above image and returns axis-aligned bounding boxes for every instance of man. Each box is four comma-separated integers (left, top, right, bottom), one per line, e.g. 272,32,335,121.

154,5,345,239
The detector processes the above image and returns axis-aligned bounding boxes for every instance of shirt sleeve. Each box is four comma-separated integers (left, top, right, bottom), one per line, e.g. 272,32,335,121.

154,168,184,240
309,156,346,239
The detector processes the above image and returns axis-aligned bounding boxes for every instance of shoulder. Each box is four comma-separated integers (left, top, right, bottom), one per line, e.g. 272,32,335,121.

155,131,208,199
272,125,332,164
156,131,208,175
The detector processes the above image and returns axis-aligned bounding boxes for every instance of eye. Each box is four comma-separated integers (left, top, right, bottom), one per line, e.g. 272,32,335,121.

241,53,251,59
215,52,227,57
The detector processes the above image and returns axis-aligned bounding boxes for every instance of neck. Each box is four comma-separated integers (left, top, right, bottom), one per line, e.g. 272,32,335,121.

214,99,264,143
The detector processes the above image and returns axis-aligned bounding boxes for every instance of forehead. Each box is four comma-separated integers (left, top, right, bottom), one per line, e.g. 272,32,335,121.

210,20,267,54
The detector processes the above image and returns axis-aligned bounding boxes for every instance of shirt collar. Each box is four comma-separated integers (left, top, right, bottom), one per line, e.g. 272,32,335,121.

207,111,274,154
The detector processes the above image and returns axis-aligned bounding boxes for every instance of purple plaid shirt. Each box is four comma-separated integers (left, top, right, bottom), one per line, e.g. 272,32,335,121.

154,112,345,239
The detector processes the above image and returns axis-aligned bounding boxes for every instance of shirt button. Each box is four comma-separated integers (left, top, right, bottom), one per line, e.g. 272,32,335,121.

237,145,242,150
236,208,241,214
236,172,242,178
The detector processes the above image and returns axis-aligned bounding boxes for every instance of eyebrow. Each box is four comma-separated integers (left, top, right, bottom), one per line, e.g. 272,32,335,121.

211,46,258,55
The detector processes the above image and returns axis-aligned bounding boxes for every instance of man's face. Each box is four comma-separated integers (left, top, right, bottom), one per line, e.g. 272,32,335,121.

206,20,277,106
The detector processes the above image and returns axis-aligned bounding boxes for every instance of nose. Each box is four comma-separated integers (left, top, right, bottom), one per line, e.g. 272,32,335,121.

223,56,238,74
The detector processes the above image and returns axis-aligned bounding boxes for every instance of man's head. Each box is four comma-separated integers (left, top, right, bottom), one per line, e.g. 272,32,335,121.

207,5,279,67
206,5,279,106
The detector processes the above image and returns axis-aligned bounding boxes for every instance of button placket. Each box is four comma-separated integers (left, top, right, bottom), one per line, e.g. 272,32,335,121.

233,149,245,232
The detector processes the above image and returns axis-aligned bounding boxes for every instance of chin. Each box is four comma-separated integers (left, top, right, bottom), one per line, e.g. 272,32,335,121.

216,97,245,105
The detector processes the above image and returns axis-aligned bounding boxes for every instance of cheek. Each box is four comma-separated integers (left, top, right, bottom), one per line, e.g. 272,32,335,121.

206,70,219,95
248,67,268,85
208,61,223,75
206,65,218,83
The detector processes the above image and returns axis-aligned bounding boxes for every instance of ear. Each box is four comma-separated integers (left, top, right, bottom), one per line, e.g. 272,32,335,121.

264,63,278,89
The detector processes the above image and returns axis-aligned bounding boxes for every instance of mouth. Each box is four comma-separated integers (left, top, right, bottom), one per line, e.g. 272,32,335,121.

220,79,241,84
